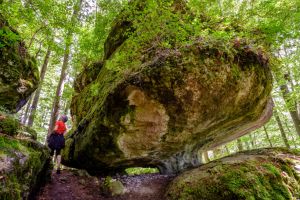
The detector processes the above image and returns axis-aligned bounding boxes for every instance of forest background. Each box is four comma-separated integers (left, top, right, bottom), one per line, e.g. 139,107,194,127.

1,0,300,161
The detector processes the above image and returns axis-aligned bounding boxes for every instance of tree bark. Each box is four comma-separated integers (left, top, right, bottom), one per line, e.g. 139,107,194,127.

203,151,210,163
237,138,244,151
47,0,83,136
274,109,290,149
21,95,33,124
279,83,300,137
263,126,273,147
284,120,297,148
47,45,69,135
225,145,230,154
249,133,255,148
27,47,51,127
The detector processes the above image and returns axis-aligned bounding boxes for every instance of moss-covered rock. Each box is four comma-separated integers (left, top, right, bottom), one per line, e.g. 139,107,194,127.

0,113,37,139
0,14,39,112
0,115,19,136
165,148,300,200
0,135,50,200
63,0,272,174
0,112,50,199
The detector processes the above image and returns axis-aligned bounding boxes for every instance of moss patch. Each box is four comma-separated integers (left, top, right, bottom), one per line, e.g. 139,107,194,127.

0,135,50,200
0,116,19,136
165,148,300,200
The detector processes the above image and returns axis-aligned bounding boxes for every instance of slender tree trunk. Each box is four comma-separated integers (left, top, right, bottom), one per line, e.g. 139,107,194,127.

284,120,297,148
35,42,43,58
279,84,300,137
282,46,300,120
47,45,69,135
237,138,244,151
249,133,255,148
47,0,83,137
246,141,251,150
263,126,273,147
274,109,290,148
28,26,45,48
22,96,33,124
225,145,230,154
27,47,51,127
203,151,210,163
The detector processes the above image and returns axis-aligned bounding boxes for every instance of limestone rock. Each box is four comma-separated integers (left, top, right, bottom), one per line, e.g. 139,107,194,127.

63,0,272,174
0,112,50,199
165,148,300,200
101,176,126,197
0,14,39,112
0,135,50,199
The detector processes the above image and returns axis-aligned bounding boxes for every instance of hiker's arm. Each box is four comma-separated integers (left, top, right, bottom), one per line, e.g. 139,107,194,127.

63,127,68,135
53,125,58,131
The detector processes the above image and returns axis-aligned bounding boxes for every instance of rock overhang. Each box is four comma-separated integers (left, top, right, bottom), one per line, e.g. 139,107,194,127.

62,0,273,174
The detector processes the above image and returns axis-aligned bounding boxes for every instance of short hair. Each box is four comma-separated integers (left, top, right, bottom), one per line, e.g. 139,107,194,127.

60,115,68,122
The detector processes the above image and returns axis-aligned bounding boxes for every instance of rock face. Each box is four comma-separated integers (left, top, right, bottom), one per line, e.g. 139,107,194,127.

0,14,39,112
165,148,300,200
0,115,50,199
63,0,272,174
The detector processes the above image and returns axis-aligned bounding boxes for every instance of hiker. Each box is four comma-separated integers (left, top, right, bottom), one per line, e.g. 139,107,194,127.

48,115,68,174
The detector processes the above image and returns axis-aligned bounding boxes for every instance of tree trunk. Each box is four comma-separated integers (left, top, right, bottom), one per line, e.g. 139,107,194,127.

225,145,230,154
47,45,69,135
274,109,290,149
279,83,300,137
47,0,83,136
27,47,51,127
21,95,33,124
237,138,244,151
284,120,297,148
249,133,255,148
244,140,250,150
203,151,210,163
263,126,273,147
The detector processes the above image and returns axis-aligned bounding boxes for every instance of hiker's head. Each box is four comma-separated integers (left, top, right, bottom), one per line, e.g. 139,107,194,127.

59,115,68,122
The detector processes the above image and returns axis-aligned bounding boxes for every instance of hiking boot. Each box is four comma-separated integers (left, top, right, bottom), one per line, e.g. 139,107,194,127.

56,169,61,174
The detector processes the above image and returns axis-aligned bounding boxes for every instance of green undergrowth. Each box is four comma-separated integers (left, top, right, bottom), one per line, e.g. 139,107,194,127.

125,167,159,175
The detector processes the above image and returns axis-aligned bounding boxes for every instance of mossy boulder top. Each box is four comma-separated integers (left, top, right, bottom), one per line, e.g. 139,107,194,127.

0,14,39,112
63,0,273,174
165,148,300,200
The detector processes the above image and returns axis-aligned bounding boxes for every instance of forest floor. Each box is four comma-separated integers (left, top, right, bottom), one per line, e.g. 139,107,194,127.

37,168,174,200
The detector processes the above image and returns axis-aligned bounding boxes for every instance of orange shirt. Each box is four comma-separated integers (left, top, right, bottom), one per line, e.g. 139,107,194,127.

55,121,66,134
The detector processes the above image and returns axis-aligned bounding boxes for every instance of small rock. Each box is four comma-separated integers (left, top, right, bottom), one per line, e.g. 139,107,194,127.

79,179,86,185
110,179,126,196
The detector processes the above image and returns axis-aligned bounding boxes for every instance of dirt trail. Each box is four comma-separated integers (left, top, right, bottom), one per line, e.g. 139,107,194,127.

37,169,174,200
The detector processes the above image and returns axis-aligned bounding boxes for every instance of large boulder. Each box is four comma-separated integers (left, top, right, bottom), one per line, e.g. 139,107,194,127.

0,14,39,112
165,148,300,200
0,113,50,199
63,0,272,174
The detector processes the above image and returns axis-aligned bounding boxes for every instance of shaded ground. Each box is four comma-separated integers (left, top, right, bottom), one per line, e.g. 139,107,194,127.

37,169,174,200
